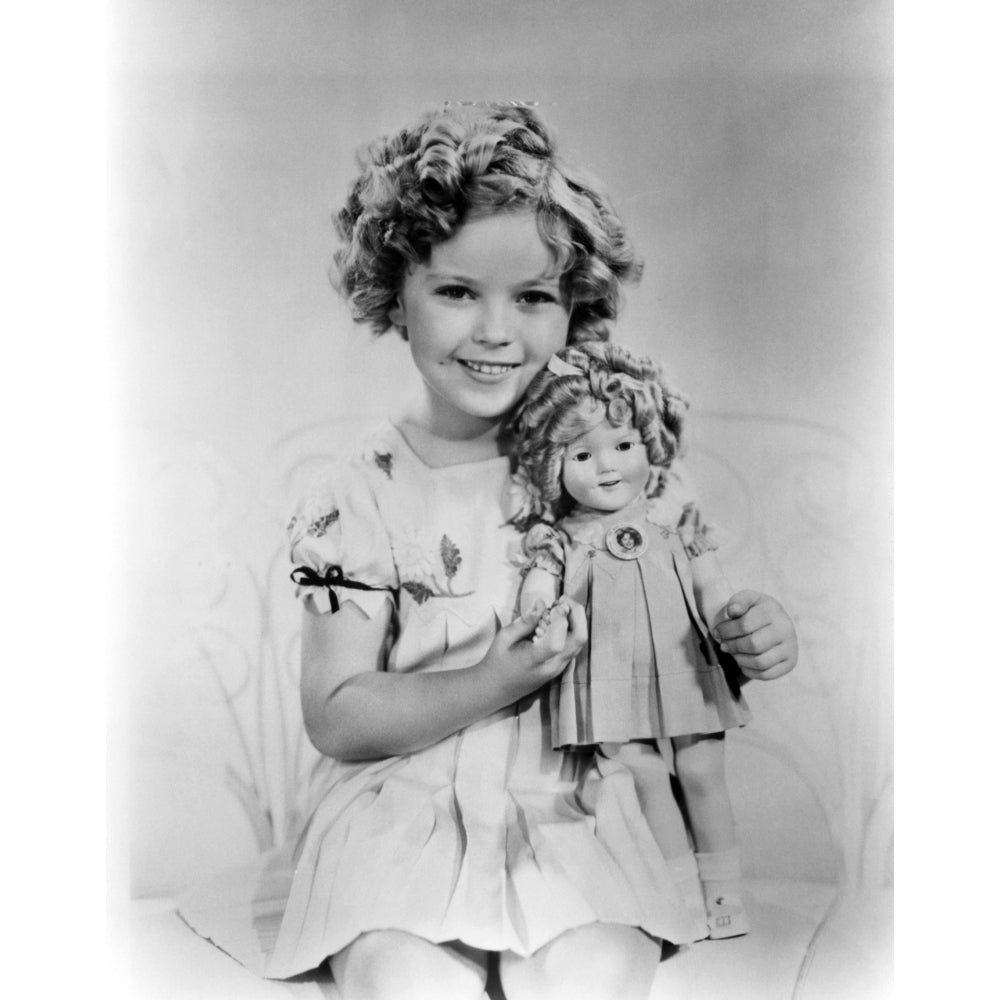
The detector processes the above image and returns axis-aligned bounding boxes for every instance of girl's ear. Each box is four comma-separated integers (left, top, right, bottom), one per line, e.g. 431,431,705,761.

388,296,406,329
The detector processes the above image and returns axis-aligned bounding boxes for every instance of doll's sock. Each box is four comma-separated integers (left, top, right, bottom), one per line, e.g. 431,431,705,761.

665,852,709,938
696,848,750,939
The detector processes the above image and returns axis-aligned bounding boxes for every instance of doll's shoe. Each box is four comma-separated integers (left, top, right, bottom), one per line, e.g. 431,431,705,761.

689,916,711,942
706,894,750,939
684,895,710,941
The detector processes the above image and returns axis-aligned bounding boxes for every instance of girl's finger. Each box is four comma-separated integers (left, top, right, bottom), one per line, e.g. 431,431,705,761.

540,605,570,651
739,655,794,681
728,645,785,674
563,599,588,646
718,623,781,658
722,589,762,619
505,611,543,645
714,604,770,642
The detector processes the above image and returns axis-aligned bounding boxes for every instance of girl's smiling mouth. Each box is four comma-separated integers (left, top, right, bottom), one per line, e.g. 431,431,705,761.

457,359,521,376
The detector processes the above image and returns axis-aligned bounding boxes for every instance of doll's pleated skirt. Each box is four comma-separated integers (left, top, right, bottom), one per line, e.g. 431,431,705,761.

551,544,751,749
178,686,704,980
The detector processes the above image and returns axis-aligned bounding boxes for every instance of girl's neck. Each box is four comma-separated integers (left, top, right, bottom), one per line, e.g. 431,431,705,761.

393,398,505,468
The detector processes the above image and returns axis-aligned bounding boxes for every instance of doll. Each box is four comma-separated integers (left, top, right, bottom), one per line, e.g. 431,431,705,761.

511,340,754,939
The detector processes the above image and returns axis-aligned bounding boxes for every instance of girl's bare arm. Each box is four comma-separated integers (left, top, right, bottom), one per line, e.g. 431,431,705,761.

301,599,585,761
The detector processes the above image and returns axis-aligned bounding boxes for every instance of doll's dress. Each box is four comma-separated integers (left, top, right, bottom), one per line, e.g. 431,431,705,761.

178,422,702,979
525,493,751,750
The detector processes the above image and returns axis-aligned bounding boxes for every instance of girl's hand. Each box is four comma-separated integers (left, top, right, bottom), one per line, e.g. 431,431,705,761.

487,597,587,699
711,590,798,681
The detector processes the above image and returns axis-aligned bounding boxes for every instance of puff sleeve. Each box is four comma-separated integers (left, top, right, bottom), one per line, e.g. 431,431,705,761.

648,461,721,559
287,458,398,618
521,522,566,578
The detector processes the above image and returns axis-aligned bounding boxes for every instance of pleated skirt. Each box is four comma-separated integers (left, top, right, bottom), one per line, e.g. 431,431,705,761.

178,685,704,979
551,537,751,749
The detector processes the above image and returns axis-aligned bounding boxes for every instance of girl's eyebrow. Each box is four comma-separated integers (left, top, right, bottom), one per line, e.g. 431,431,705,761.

423,270,561,287
423,270,474,283
516,271,562,287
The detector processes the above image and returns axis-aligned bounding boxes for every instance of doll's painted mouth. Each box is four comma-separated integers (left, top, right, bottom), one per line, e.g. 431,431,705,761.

458,359,520,376
598,479,621,488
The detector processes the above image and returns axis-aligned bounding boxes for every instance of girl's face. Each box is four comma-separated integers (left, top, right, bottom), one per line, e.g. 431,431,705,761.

562,407,650,512
389,211,571,439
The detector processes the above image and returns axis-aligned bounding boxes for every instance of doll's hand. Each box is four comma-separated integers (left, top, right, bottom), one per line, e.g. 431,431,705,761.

531,597,571,645
712,590,798,681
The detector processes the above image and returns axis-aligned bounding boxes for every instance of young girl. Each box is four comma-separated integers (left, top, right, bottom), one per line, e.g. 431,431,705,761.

179,102,798,1000
512,341,758,940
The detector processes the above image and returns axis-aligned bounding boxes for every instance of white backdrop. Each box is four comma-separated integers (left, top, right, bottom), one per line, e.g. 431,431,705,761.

111,0,892,901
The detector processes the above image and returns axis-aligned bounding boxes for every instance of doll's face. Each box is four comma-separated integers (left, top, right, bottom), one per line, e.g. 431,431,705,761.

561,407,650,512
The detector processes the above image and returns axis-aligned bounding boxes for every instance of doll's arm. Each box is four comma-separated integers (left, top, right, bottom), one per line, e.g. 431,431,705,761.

518,522,565,618
519,565,561,618
689,552,798,680
687,549,735,631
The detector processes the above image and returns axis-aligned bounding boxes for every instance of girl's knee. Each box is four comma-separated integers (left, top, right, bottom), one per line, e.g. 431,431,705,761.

501,923,660,1000
332,930,487,1000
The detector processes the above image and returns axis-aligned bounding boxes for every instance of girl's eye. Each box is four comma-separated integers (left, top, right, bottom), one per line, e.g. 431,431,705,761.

436,285,473,300
617,440,637,452
570,451,591,463
519,290,559,305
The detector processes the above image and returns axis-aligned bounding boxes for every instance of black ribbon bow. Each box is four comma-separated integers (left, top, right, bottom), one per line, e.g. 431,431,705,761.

290,565,392,612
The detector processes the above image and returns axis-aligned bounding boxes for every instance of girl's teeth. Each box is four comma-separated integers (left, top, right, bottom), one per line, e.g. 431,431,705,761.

463,361,515,374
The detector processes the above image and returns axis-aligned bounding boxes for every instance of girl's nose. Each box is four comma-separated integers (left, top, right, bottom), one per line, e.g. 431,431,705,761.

472,305,512,346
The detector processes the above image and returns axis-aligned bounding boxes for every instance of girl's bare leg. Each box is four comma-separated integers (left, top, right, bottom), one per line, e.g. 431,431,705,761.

330,931,489,1000
500,923,660,1000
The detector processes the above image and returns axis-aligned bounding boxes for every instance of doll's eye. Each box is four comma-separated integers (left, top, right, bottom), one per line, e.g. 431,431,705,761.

617,440,637,452
570,451,591,463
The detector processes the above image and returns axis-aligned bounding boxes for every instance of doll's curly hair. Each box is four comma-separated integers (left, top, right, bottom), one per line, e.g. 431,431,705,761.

332,102,642,343
510,342,689,522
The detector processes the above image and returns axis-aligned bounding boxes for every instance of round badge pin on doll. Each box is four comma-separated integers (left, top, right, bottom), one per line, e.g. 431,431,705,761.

606,524,647,560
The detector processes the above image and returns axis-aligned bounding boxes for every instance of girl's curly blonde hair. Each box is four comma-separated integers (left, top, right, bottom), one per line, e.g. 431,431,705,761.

332,102,641,343
510,342,689,523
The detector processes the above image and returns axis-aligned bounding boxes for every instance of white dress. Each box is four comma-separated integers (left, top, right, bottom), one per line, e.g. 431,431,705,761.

178,422,702,979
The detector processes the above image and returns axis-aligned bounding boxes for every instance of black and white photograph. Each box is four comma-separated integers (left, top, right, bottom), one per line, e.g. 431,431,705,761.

100,2,897,997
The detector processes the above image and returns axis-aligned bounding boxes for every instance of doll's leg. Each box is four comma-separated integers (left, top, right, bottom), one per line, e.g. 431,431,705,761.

500,922,660,1000
599,741,708,933
330,931,489,1000
670,734,735,851
671,733,749,939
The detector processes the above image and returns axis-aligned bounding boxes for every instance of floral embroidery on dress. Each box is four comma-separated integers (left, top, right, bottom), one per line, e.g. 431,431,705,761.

306,509,340,537
372,451,394,479
401,581,435,604
441,535,462,578
392,527,473,604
